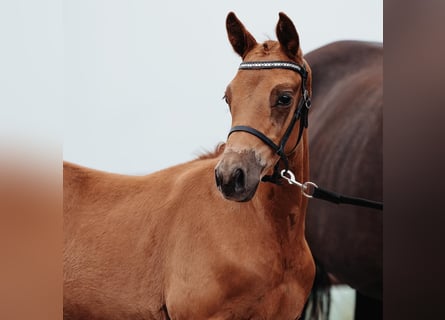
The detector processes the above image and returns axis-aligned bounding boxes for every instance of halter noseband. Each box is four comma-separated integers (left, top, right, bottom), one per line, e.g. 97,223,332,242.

227,60,311,184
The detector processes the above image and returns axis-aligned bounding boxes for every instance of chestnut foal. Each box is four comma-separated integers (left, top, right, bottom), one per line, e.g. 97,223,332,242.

64,12,314,320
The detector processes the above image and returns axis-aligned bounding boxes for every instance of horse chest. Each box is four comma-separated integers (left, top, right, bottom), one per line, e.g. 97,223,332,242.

166,271,305,319
165,238,311,320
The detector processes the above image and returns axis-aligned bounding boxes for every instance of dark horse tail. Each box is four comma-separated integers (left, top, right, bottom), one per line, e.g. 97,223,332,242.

301,260,331,320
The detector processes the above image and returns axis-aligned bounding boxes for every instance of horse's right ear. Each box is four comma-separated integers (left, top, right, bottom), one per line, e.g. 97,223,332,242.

226,12,257,58
276,12,300,61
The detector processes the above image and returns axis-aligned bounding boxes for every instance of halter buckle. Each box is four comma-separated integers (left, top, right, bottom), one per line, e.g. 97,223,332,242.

303,90,311,109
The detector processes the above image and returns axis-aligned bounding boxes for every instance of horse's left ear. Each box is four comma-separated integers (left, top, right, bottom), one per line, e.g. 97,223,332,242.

226,12,257,58
276,12,300,61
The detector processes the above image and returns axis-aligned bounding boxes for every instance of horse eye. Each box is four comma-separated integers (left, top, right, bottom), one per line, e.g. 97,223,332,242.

222,94,229,105
276,94,292,107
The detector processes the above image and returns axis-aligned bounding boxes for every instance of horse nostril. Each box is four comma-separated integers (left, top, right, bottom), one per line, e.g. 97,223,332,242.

215,169,222,187
234,168,245,193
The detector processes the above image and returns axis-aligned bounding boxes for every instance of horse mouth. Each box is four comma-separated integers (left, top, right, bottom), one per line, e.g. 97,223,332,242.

214,150,263,202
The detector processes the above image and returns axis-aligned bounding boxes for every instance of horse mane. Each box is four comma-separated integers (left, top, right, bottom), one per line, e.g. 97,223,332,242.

195,143,226,160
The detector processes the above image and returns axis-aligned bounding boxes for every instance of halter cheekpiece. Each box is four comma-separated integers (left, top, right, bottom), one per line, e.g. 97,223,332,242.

227,60,311,184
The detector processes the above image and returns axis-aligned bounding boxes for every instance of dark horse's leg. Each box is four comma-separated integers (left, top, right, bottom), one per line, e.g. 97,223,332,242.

301,261,331,320
354,292,382,320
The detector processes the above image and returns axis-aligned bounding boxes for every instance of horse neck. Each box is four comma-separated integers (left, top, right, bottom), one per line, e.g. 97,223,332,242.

254,132,309,241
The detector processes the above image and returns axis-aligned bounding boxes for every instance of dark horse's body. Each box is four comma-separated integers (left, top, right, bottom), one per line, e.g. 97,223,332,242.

303,41,382,319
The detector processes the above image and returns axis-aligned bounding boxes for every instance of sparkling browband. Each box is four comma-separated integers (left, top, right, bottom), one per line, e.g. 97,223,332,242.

239,61,307,77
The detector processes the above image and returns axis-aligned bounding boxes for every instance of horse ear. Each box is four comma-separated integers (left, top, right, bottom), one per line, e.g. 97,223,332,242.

226,12,257,58
276,12,300,60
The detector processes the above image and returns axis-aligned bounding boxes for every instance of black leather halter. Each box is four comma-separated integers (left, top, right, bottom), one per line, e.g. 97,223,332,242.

227,61,311,184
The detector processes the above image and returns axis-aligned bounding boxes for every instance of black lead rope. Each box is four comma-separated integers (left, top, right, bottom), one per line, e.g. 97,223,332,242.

312,186,383,210
280,170,383,211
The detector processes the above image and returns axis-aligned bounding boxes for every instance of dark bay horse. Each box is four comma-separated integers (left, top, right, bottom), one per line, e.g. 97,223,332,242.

302,41,382,320
64,12,315,319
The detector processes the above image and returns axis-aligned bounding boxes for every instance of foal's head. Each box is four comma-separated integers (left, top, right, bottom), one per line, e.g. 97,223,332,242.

215,12,312,202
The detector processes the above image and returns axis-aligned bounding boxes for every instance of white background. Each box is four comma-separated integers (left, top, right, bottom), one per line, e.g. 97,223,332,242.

1,1,382,175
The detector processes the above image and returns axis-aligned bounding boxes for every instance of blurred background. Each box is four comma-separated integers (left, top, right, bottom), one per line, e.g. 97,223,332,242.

61,0,382,174
0,1,382,319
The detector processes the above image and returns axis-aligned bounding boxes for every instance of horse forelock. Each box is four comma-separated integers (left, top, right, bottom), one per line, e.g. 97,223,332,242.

245,40,304,64
262,40,276,53
247,40,280,59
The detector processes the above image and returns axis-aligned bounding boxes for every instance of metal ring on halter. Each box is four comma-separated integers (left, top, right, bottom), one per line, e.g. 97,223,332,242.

303,89,309,102
302,181,318,198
